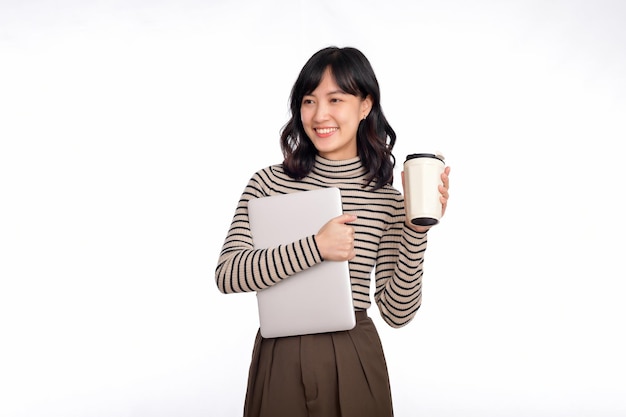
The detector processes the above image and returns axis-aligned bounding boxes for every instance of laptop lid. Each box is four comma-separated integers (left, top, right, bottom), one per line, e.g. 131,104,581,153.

248,187,356,338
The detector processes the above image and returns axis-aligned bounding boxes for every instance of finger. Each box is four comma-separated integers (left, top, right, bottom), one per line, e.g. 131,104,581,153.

441,175,449,190
441,166,450,188
438,184,449,199
336,213,358,224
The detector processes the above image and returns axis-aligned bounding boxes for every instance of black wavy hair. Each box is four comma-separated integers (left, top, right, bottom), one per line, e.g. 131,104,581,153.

280,46,397,190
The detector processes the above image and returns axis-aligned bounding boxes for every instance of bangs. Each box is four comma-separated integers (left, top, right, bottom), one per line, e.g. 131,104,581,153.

301,65,363,97
299,56,363,98
300,65,326,96
328,61,362,97
291,46,373,109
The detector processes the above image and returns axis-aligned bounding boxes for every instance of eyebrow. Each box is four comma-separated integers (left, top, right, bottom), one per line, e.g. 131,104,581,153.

304,89,348,97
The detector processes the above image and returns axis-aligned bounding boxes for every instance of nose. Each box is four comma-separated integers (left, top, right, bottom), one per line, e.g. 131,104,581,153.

313,102,329,122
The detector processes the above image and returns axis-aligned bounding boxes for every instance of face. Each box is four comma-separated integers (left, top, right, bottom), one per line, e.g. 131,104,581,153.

300,68,372,160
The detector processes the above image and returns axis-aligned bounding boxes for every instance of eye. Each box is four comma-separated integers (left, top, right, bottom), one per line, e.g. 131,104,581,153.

330,98,342,103
302,98,314,105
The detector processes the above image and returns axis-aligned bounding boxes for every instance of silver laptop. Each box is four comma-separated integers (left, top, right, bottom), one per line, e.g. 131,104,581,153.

248,187,356,338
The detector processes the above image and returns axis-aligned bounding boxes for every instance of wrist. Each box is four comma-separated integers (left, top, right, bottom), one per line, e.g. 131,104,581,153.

406,222,431,233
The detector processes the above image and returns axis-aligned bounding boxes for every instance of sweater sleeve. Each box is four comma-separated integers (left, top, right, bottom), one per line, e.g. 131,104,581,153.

214,175,324,294
373,195,428,328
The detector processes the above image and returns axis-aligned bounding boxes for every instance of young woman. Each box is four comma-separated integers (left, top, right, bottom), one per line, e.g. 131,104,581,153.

215,46,451,417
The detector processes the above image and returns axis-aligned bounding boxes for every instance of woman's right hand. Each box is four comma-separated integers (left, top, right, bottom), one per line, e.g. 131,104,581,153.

315,214,358,261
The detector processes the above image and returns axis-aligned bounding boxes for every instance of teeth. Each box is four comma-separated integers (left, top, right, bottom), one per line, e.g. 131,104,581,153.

316,128,337,134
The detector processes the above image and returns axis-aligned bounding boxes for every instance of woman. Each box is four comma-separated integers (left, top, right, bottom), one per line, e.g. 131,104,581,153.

215,46,451,417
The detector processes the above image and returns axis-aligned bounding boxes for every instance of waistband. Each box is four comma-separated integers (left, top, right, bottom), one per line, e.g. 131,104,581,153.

355,310,368,321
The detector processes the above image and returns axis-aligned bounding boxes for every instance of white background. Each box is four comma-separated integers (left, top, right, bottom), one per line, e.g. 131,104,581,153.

1,1,625,416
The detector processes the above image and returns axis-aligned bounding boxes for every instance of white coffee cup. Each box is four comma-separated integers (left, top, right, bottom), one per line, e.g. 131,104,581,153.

403,153,445,226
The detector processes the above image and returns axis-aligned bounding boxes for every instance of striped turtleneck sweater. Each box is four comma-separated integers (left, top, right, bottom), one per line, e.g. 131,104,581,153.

215,155,428,328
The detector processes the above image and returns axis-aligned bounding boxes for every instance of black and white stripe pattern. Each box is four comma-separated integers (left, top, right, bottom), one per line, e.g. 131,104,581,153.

215,155,428,328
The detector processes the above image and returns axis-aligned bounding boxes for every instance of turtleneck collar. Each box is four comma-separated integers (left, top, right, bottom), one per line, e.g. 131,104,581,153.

312,154,367,180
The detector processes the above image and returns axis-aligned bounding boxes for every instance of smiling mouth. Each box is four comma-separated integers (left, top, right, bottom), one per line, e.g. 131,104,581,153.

315,127,338,135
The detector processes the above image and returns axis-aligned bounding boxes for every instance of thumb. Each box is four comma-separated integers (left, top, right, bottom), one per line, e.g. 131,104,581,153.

335,213,358,224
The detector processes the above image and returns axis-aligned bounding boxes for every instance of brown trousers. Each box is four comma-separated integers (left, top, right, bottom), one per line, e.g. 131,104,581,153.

243,311,394,417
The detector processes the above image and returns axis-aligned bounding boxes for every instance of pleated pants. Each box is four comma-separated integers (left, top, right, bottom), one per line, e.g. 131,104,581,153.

243,310,394,417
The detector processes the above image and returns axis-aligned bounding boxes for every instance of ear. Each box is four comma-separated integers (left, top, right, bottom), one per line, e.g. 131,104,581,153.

361,95,373,119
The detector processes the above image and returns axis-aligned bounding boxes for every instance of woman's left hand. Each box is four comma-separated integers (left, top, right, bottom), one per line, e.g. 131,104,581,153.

402,166,451,233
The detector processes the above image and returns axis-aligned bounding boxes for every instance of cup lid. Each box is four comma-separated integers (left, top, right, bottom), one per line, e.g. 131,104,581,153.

405,152,445,162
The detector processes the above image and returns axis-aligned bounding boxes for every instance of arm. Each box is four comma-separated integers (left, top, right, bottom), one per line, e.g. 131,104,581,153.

373,213,428,328
214,176,324,294
375,165,450,326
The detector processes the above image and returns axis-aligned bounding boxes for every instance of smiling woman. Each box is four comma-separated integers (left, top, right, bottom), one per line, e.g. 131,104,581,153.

300,68,372,160
214,46,451,417
2,1,626,416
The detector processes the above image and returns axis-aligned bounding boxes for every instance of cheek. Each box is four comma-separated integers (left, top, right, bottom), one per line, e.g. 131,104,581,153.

300,109,311,125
